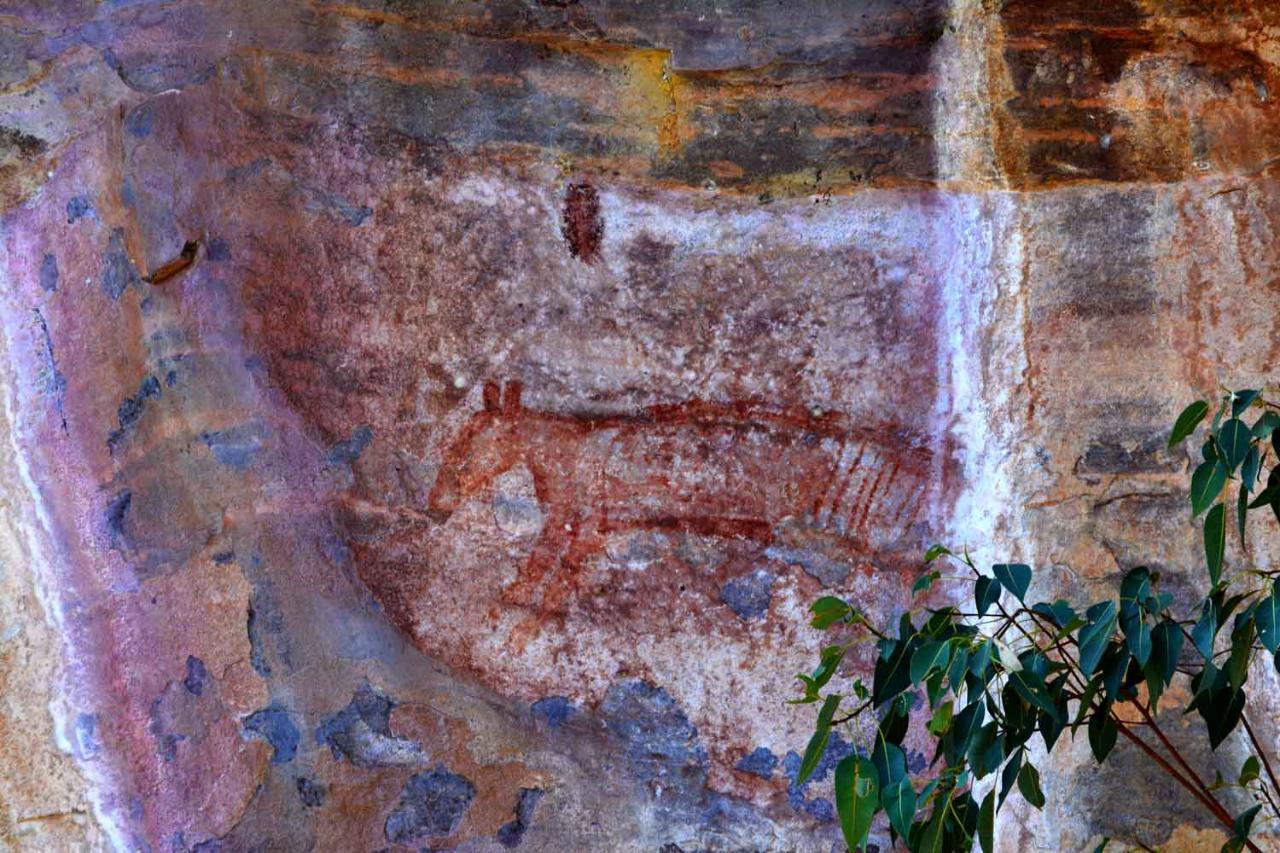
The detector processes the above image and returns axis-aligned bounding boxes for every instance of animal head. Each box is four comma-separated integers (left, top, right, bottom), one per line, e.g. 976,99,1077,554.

427,382,525,518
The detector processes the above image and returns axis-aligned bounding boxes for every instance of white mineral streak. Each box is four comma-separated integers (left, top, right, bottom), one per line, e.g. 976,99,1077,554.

930,7,1046,844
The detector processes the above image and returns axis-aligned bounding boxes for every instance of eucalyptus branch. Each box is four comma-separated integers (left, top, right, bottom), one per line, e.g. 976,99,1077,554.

1134,700,1230,817
1111,711,1257,849
791,388,1280,852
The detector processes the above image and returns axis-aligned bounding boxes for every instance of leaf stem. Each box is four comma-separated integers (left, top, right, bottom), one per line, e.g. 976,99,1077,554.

830,698,873,726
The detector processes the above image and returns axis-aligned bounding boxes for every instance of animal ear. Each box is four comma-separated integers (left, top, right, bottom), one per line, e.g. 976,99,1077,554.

482,382,501,411
502,381,523,412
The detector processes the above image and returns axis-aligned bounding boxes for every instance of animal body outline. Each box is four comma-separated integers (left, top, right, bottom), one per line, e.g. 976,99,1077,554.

428,382,941,615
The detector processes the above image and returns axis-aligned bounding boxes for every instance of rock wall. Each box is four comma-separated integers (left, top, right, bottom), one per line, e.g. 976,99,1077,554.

1,1,1279,850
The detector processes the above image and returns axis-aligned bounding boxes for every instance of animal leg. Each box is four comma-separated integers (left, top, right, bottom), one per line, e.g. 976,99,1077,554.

503,511,574,607
505,517,599,651
538,516,603,617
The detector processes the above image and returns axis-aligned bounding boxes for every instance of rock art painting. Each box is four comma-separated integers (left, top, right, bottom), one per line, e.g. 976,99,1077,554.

2,1,1280,851
425,382,940,616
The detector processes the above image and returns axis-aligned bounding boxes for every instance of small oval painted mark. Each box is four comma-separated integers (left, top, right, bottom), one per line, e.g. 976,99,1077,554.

561,182,602,264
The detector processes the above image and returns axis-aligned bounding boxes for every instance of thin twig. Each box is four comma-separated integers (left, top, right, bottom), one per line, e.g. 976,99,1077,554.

1136,702,1233,819
1112,715,1258,850
1242,715,1280,819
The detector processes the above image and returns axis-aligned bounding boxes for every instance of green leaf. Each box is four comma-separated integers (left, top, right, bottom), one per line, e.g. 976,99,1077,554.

1205,503,1226,586
1009,669,1060,722
1252,410,1280,439
797,694,840,784
1121,568,1152,627
1248,466,1280,508
1231,390,1260,417
947,700,985,766
992,563,1032,602
834,755,879,851
1071,677,1102,733
797,726,830,784
1143,657,1165,712
1191,461,1229,516
1091,839,1109,853
1233,803,1262,841
978,790,995,853
1219,418,1252,471
881,694,911,745
1238,481,1249,545
1016,762,1046,809
1119,568,1151,665
948,647,970,692
1145,620,1180,711
1190,661,1223,704
1078,601,1118,677
928,700,954,736
1170,400,1210,448
1088,704,1118,761
1038,682,1068,751
975,576,1000,617
918,800,947,853
1119,567,1150,620
1152,618,1183,685
910,641,951,686
1226,618,1253,691
1232,390,1260,418
1127,621,1152,667
807,645,847,695
873,629,918,707
924,544,951,562
1193,598,1219,660
882,778,916,840
1032,599,1077,629
969,640,993,679
871,733,906,789
1255,581,1280,654
1099,641,1130,705
810,596,851,629
1217,591,1250,628
1239,755,1261,786
1000,748,1022,807
1242,444,1261,490
1199,682,1246,750
966,721,1003,778
913,571,940,595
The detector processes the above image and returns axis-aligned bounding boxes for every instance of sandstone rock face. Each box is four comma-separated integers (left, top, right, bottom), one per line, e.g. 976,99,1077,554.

1,1,1279,851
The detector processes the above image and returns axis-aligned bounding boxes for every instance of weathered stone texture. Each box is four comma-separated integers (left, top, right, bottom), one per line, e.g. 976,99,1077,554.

2,1,1280,851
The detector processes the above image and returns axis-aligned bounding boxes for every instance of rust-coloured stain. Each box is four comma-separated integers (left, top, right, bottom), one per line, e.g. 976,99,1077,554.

561,182,603,263
144,239,200,285
428,383,937,617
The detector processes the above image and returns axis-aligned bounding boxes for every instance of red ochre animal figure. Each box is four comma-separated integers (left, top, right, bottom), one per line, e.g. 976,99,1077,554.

428,382,939,618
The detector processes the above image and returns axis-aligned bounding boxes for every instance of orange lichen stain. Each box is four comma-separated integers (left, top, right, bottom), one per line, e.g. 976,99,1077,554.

621,49,685,157
1158,826,1231,853
706,159,745,180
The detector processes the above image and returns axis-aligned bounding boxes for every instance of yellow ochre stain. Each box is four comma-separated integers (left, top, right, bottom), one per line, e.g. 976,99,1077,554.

622,49,686,157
